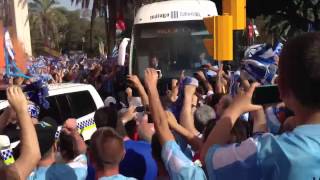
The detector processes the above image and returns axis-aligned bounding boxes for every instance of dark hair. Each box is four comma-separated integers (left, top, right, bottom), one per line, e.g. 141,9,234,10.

231,120,250,143
207,93,225,107
58,131,77,161
90,127,124,169
94,107,118,129
124,120,137,140
94,106,127,137
279,32,320,108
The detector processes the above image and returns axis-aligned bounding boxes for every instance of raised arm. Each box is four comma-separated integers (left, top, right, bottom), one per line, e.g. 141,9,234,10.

144,69,174,145
63,119,87,155
251,108,267,133
166,111,202,151
179,85,200,136
128,75,149,106
195,71,213,92
201,83,261,161
7,86,41,179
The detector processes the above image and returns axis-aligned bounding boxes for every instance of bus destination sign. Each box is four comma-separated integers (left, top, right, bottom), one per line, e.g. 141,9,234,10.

150,11,201,20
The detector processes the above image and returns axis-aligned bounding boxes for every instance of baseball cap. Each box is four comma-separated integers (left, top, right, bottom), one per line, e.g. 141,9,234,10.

35,117,58,157
104,96,117,107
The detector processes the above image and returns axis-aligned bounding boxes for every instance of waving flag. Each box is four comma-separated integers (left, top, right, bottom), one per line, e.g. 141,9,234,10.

4,30,14,60
241,44,278,85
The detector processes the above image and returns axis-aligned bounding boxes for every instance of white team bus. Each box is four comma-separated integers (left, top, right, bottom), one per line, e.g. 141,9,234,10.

129,0,218,78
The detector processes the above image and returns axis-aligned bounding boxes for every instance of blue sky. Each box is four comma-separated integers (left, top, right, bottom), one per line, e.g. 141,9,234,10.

57,0,82,10
27,0,90,10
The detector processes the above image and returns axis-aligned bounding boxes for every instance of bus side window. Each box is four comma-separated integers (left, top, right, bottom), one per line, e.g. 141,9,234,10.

67,91,96,119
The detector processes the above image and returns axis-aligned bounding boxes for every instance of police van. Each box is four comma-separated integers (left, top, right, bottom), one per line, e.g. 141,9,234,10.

0,83,104,147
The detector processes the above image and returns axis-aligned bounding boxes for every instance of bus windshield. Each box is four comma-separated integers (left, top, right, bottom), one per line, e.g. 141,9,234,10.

132,21,214,78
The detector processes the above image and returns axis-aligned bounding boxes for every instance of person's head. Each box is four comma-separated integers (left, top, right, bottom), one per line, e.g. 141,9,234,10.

199,52,206,60
194,105,216,133
230,120,250,143
94,106,127,137
278,32,320,115
58,131,78,162
31,117,58,161
94,106,118,129
149,54,158,68
90,127,125,170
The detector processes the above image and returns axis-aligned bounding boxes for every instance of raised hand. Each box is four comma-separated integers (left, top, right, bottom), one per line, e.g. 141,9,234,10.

127,75,143,89
120,106,137,124
230,83,262,115
63,118,78,134
195,71,206,81
144,68,158,91
7,86,28,115
184,84,197,97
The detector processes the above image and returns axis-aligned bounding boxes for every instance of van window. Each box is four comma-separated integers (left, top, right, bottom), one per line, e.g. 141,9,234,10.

56,95,72,122
67,91,96,119
39,96,63,125
39,95,72,125
39,91,96,125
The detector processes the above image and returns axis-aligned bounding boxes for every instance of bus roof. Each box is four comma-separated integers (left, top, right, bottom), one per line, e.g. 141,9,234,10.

134,0,218,25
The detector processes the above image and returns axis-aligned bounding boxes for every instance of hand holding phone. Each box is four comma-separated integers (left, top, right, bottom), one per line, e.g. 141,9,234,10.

252,85,281,105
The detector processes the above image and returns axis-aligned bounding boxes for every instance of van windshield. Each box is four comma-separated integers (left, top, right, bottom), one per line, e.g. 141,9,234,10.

132,21,215,78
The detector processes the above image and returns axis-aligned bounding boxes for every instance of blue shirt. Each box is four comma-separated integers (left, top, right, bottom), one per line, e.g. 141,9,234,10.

28,164,77,180
28,154,87,180
99,174,136,180
120,140,158,180
28,167,48,180
162,141,206,180
67,154,88,180
205,124,320,180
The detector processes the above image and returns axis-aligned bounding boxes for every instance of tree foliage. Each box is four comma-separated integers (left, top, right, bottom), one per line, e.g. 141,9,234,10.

263,0,320,39
29,1,106,56
29,0,68,49
245,0,320,39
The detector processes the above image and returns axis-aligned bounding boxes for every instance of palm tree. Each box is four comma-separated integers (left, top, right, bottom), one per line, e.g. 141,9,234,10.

70,0,164,55
71,0,116,55
245,0,320,45
29,0,68,49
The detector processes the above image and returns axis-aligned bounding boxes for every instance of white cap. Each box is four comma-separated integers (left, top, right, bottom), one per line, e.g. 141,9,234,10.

0,135,10,150
104,96,117,107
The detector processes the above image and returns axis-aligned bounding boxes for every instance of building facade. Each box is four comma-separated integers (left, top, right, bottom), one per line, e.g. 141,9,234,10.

0,0,32,56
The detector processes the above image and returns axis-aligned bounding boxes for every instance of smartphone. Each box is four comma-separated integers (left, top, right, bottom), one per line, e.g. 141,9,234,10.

252,85,281,105
135,106,145,112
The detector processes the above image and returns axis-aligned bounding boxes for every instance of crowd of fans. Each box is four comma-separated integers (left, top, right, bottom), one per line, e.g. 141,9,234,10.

0,53,126,101
1,32,320,180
